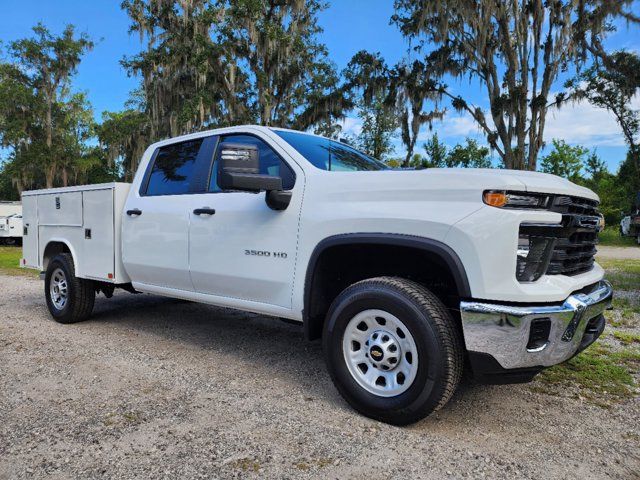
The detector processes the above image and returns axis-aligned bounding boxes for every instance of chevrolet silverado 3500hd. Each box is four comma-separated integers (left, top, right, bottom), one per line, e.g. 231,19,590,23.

21,125,612,425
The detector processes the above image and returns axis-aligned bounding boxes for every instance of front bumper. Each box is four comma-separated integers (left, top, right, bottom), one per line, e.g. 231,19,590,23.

460,280,612,379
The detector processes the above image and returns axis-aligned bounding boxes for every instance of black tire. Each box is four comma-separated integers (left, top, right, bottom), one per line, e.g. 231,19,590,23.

44,253,95,324
323,276,463,425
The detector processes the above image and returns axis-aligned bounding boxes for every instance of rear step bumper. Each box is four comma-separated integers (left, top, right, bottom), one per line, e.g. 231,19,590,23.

460,280,612,382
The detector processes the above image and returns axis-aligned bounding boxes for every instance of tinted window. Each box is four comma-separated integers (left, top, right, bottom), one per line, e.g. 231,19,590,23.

275,130,389,171
145,139,203,196
209,134,295,192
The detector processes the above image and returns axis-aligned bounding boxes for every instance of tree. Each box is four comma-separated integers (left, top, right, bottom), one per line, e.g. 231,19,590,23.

0,24,95,191
422,132,447,168
9,23,93,187
97,108,148,180
356,93,399,160
568,50,640,190
446,138,492,169
122,0,245,139
222,0,348,128
393,0,639,170
122,0,348,138
388,60,444,167
539,139,586,182
584,150,607,183
344,51,399,160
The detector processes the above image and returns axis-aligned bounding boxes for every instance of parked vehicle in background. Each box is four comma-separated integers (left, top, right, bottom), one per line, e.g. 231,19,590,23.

620,192,640,245
0,214,23,245
0,201,23,245
20,126,613,425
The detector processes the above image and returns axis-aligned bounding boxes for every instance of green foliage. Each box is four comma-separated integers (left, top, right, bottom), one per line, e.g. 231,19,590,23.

539,139,586,182
445,138,491,168
121,0,347,140
96,109,148,180
392,0,638,170
416,135,491,169
0,23,98,192
422,132,447,168
569,50,640,188
355,93,398,160
598,226,636,247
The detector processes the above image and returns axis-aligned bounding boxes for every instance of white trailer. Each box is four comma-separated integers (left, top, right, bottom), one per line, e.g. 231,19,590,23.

21,183,131,283
0,201,21,217
0,201,23,244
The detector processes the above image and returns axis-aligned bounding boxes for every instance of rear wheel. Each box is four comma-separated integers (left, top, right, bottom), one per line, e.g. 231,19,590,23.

45,253,95,323
323,276,463,425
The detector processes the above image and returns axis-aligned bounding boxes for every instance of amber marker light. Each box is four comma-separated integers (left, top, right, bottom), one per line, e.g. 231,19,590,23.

483,191,507,207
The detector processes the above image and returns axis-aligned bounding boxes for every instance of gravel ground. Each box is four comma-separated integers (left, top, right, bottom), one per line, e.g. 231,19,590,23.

597,246,640,260
1,273,639,480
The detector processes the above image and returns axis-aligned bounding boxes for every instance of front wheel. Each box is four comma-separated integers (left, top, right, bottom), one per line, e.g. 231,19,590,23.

323,277,463,425
45,253,95,323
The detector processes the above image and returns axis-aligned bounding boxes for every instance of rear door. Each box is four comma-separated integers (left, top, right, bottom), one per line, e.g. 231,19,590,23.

122,136,215,291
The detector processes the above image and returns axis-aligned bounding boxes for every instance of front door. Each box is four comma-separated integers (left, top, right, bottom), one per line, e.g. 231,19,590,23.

188,133,303,308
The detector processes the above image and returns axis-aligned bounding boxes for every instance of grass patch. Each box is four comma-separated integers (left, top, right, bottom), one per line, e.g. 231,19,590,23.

614,331,640,345
0,246,36,277
597,258,640,291
537,343,639,404
598,226,637,247
609,297,640,327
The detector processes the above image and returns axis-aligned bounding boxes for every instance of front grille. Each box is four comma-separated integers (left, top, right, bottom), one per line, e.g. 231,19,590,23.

548,196,599,276
520,195,600,278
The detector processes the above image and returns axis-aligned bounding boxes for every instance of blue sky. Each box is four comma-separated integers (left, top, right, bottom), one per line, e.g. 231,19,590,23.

1,0,638,171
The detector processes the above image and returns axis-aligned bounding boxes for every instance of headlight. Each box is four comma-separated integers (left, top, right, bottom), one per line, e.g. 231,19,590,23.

483,190,550,209
516,234,556,282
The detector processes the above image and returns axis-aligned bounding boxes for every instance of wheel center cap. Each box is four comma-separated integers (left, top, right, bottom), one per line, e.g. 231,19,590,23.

369,345,384,361
365,330,401,371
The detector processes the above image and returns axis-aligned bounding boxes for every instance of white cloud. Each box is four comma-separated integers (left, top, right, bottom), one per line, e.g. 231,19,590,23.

338,116,363,137
417,94,639,148
544,95,639,146
423,114,487,140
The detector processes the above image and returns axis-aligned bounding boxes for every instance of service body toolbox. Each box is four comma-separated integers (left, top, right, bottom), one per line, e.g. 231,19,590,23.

21,183,131,283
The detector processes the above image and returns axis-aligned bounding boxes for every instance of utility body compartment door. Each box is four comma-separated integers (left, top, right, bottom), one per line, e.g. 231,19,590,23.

81,189,115,280
21,195,38,268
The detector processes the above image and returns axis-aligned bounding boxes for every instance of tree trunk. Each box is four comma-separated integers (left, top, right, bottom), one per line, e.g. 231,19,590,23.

46,166,55,189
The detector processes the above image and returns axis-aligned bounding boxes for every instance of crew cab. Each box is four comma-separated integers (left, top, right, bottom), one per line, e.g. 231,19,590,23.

21,125,612,425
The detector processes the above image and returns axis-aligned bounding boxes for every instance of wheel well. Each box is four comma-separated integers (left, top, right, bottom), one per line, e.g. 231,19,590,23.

42,241,71,271
304,236,470,341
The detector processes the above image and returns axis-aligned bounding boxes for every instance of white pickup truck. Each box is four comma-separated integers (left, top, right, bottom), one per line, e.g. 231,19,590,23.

21,125,612,425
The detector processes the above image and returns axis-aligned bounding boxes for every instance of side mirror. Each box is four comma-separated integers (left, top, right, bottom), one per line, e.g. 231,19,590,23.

218,143,282,192
217,142,292,210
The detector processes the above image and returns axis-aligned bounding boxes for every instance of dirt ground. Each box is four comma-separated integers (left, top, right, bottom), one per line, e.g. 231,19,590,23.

1,273,639,480
597,245,640,260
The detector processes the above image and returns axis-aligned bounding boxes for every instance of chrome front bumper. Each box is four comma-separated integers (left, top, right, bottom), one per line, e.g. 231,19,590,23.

460,280,613,370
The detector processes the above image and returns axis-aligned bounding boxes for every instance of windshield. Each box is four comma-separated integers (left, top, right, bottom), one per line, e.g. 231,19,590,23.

274,130,389,172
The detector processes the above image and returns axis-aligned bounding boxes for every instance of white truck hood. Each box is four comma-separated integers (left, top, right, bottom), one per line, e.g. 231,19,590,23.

415,168,599,202
468,169,598,200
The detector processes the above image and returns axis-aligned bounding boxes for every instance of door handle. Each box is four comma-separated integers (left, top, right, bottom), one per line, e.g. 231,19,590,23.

126,208,142,216
193,207,216,216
